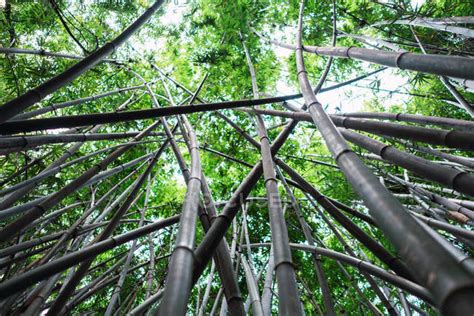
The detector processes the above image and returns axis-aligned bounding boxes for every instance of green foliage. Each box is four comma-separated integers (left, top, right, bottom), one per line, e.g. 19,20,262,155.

0,0,471,314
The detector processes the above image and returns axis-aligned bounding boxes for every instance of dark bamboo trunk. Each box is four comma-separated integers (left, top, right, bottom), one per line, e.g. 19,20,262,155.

0,0,165,123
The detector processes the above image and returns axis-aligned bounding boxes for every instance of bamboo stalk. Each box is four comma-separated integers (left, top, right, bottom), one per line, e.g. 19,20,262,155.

0,0,166,123
0,93,303,135
249,243,432,303
0,132,165,155
257,31,474,80
341,112,474,132
372,17,474,38
241,36,302,315
339,128,474,197
0,214,179,298
245,108,474,151
295,2,474,313
10,84,148,121
276,166,336,315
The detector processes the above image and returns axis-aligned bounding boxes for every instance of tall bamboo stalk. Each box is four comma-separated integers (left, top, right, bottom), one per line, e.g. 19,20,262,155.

157,72,245,315
241,36,302,315
295,1,474,314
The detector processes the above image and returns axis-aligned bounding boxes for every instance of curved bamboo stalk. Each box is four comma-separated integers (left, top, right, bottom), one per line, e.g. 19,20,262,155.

10,84,148,121
309,201,400,315
295,2,474,314
249,243,433,303
0,0,165,124
309,229,384,315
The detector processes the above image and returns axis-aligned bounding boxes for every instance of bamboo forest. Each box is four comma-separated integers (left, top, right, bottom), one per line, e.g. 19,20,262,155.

0,0,473,314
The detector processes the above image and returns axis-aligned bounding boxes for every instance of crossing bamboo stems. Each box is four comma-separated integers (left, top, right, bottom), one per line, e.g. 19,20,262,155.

105,174,154,315
46,145,165,315
275,159,412,280
310,231,384,315
0,214,179,298
0,152,153,221
0,0,165,123
192,119,299,291
0,140,156,197
296,2,474,312
314,206,401,315
0,93,142,212
156,71,245,315
0,118,162,241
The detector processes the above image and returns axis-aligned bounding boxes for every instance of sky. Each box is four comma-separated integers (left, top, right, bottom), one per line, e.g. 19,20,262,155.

137,0,420,114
